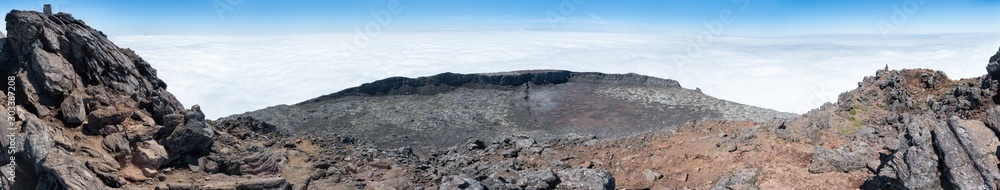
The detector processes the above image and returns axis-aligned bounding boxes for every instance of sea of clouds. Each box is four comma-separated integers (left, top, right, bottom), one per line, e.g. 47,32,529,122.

110,31,1000,119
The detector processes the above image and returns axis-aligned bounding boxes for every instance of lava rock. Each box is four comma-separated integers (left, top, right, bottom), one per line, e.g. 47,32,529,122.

554,168,615,190
440,176,485,190
132,140,168,177
517,168,560,189
236,177,289,190
887,116,943,189
60,91,86,126
711,168,759,190
931,116,1000,189
85,106,132,135
102,132,131,157
991,46,1000,64
163,105,215,158
160,113,184,137
807,141,872,174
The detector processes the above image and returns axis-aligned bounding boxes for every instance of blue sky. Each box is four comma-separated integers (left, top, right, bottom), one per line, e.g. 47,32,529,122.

8,0,1000,36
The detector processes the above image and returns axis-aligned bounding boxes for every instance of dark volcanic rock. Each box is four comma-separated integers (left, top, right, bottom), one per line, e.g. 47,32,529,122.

85,106,132,135
163,105,214,160
1,9,186,189
224,70,795,151
102,132,131,157
302,70,682,104
59,91,85,126
990,47,1000,80
991,47,1000,64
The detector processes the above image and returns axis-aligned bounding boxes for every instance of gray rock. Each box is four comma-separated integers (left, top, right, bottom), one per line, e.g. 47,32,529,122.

200,157,220,173
24,44,82,100
986,106,1000,135
238,148,282,175
3,9,187,190
148,94,184,125
711,168,759,190
19,115,105,190
236,177,289,190
642,169,662,183
60,91,86,126
164,105,215,158
502,149,519,158
86,159,123,187
466,139,485,150
932,116,999,189
132,140,168,177
986,62,1000,80
102,132,131,157
991,46,1000,64
85,106,132,135
554,168,615,190
517,168,560,189
160,113,184,137
440,176,485,190
807,141,872,174
514,136,535,150
888,115,943,189
161,183,197,190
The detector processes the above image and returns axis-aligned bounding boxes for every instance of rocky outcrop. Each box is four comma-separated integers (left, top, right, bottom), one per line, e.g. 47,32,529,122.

932,116,1000,189
807,141,872,174
0,9,198,189
162,105,214,160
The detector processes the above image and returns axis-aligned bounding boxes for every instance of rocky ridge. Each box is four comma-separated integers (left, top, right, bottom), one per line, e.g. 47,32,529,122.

226,70,795,151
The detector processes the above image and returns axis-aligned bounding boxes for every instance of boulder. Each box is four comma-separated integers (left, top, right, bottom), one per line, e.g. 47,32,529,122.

711,168,759,190
163,105,214,158
132,140,168,177
59,91,86,126
85,106,132,135
160,113,184,137
643,169,663,183
102,132,131,157
201,157,220,173
807,141,872,174
554,168,615,190
517,168,560,189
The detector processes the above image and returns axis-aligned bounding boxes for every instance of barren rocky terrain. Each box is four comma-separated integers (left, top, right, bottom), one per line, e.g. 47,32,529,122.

3,7,1000,190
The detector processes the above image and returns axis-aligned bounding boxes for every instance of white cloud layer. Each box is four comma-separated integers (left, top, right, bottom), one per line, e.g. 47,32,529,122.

110,32,1000,119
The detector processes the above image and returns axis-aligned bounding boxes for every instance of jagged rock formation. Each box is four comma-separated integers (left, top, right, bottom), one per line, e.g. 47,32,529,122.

0,10,190,189
225,70,796,150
